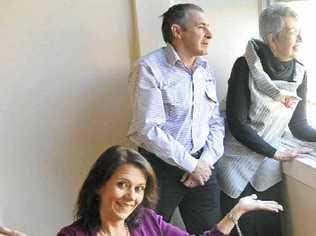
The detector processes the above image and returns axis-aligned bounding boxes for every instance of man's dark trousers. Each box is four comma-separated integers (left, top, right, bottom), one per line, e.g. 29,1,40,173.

139,148,221,235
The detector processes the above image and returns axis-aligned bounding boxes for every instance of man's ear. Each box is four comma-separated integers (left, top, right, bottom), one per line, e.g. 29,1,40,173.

171,24,183,40
267,33,277,53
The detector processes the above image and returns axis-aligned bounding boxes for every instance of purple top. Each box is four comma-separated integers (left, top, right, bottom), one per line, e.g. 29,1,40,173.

57,208,227,236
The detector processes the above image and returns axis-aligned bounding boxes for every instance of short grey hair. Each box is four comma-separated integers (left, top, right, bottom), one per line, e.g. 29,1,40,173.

259,4,298,43
161,3,203,43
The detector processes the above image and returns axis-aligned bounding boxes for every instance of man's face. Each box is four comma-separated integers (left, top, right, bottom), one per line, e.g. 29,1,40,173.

179,10,212,57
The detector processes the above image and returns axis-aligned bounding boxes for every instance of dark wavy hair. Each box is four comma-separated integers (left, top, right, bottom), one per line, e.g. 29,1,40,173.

75,145,158,231
161,3,203,43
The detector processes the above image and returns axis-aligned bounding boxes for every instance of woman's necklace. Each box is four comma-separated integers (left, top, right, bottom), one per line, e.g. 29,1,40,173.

99,223,130,236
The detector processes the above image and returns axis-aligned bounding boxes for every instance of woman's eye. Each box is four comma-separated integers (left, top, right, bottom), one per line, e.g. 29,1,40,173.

117,182,128,189
287,29,299,37
135,186,145,193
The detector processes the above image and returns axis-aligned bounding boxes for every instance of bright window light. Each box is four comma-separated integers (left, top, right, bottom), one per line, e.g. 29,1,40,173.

283,1,316,127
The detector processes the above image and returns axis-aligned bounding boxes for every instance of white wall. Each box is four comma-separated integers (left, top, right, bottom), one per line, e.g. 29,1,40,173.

0,1,133,235
196,0,259,100
0,1,259,235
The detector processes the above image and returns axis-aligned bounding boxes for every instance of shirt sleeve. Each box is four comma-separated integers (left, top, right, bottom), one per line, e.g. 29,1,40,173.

226,57,277,158
128,62,198,173
289,73,316,141
200,72,225,166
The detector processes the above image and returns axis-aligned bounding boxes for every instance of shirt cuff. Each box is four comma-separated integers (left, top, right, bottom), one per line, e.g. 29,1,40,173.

267,147,277,158
182,152,199,173
199,149,219,167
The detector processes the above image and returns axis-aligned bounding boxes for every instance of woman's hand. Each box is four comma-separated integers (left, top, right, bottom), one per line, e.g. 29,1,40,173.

0,226,26,236
282,96,297,108
274,147,313,161
217,194,283,235
235,194,283,217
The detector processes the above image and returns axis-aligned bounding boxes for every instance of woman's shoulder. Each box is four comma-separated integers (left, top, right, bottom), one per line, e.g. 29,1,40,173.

57,220,93,236
139,208,160,223
135,208,165,232
234,56,248,68
135,208,188,236
228,56,249,84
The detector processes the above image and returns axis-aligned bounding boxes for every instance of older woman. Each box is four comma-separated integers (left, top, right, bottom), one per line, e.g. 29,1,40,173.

218,4,316,236
57,146,282,236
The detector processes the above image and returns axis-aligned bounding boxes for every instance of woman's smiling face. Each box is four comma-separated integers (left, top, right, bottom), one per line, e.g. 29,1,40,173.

98,164,147,222
271,16,302,61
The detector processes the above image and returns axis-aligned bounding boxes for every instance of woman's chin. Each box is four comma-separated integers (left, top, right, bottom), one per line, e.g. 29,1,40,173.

112,205,134,220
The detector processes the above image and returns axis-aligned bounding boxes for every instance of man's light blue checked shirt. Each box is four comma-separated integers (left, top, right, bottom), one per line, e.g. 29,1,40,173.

128,44,224,173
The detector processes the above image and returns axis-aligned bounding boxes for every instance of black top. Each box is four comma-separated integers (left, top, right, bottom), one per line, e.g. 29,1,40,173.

226,57,316,158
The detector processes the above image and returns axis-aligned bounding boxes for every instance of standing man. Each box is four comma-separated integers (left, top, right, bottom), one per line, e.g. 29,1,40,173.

128,3,224,235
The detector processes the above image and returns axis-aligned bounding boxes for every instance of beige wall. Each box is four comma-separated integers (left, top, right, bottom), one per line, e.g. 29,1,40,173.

0,1,133,235
282,175,316,236
282,158,316,236
0,1,259,235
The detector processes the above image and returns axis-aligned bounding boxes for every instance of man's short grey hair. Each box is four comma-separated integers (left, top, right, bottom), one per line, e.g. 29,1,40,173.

161,3,203,43
259,4,298,43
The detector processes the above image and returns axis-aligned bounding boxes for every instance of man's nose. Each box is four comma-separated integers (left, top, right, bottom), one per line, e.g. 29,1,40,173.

297,33,302,43
205,28,212,39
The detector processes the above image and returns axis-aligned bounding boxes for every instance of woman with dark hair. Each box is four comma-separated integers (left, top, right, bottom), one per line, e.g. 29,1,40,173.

57,145,283,236
74,145,157,231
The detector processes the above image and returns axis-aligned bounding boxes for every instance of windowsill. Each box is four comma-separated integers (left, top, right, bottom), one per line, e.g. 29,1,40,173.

282,156,316,190
280,135,316,236
281,135,316,189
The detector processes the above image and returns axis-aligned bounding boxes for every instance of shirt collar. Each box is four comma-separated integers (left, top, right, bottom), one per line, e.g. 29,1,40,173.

164,43,207,69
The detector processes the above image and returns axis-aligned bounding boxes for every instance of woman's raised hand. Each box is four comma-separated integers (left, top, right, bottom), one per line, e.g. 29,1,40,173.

236,194,283,216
